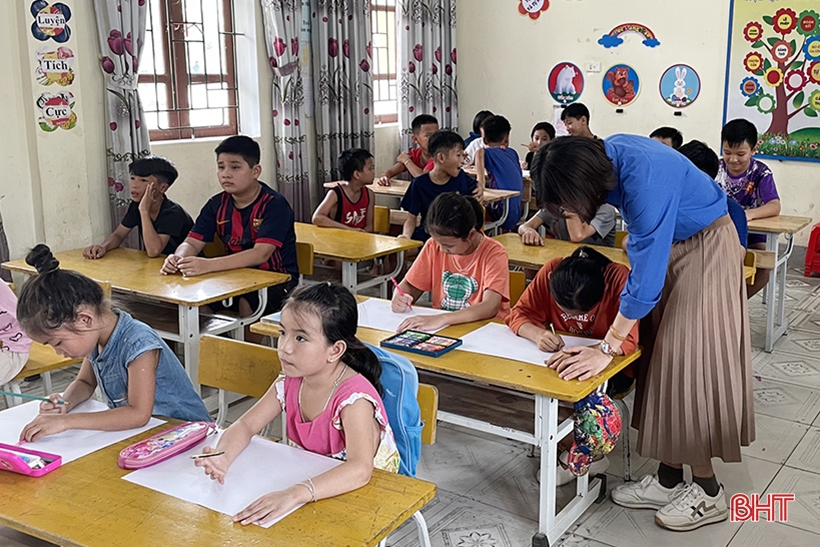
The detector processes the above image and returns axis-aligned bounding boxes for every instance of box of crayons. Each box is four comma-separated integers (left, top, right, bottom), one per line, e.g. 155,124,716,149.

380,330,462,358
0,443,62,477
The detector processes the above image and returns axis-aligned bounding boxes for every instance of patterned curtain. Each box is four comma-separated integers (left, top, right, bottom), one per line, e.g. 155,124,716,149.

93,0,151,244
260,0,311,221
312,0,374,184
397,0,458,151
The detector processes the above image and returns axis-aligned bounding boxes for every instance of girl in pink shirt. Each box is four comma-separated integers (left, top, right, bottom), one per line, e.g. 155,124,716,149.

195,283,399,526
0,282,32,386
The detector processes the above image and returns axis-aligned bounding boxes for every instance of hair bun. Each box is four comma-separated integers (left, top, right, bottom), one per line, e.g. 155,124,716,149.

26,244,60,274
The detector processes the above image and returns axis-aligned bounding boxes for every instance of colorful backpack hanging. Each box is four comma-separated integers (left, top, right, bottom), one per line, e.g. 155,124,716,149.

567,392,621,477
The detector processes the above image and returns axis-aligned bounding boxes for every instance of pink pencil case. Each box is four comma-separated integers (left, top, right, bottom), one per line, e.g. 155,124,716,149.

118,421,216,469
0,443,62,477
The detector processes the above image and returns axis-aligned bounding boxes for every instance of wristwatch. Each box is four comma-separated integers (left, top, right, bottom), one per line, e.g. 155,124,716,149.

599,340,617,357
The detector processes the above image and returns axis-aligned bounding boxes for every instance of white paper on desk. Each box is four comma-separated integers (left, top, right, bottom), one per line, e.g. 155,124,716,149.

357,298,450,333
0,400,164,463
123,432,343,528
458,323,600,367
261,311,281,324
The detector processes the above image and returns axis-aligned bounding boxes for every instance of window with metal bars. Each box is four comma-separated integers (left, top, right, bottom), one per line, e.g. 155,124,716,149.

139,0,239,141
371,0,398,125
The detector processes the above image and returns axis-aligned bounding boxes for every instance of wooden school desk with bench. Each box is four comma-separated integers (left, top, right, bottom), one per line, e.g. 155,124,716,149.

252,297,641,547
747,215,813,352
2,248,290,395
0,415,436,547
294,222,422,295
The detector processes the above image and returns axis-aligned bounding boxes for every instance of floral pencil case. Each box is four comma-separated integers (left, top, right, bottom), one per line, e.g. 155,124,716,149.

118,421,216,469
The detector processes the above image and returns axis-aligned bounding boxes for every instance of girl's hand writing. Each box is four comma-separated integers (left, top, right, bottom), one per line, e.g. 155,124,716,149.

538,331,565,352
39,393,70,414
233,485,309,526
194,446,231,484
546,345,613,381
391,290,413,313
20,414,69,442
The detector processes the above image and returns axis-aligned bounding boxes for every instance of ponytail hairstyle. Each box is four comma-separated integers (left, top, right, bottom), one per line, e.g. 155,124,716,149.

283,282,382,395
426,192,482,239
549,246,612,313
17,244,109,337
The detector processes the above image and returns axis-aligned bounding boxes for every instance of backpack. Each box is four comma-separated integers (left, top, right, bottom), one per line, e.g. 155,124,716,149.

366,343,423,477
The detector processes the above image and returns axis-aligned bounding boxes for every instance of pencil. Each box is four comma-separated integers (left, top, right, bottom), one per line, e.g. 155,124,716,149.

0,390,68,405
390,276,413,311
549,323,556,336
190,451,225,460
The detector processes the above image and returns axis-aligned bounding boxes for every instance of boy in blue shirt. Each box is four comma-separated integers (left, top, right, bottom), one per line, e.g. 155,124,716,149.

400,130,480,242
84,156,193,259
474,115,523,231
161,136,298,319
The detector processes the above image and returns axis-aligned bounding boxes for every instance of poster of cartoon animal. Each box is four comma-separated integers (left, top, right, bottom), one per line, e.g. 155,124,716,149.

548,62,584,104
602,64,640,106
660,64,701,108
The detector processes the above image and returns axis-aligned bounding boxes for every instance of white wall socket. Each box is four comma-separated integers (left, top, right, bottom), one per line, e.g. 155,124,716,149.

585,62,602,73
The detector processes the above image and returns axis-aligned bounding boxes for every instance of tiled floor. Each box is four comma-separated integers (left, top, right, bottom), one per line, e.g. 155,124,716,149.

2,263,819,547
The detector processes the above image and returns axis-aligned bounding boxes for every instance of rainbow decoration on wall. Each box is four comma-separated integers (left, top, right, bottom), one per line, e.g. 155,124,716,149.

598,23,660,48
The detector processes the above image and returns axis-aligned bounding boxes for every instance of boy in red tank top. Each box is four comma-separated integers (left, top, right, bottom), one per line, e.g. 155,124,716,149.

312,149,376,232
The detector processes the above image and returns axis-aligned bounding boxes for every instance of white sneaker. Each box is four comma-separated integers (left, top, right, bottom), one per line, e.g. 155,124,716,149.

654,482,729,531
556,451,610,486
611,474,686,510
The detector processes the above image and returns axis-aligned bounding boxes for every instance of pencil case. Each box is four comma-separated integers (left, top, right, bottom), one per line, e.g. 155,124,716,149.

0,443,62,477
118,421,216,469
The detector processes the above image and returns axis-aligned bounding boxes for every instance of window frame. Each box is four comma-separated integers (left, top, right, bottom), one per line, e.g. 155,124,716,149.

139,0,239,141
370,1,398,125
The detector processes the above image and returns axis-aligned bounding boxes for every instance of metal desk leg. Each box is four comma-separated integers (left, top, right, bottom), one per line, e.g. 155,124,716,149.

341,260,358,293
179,304,202,394
534,394,559,544
763,232,795,352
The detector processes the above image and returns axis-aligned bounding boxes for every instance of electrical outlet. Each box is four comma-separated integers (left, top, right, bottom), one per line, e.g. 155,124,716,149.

585,62,601,73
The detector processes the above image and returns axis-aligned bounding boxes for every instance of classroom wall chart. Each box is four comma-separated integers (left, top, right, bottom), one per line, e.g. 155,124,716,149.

518,0,550,20
659,64,700,108
725,0,820,162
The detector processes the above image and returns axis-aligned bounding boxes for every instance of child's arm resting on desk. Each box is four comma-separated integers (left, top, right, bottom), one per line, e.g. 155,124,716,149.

398,289,503,332
20,351,159,442
177,243,277,277
233,397,380,526
518,214,545,246
745,199,781,221
563,213,598,242
196,378,285,485
377,159,406,186
83,224,131,259
161,237,206,274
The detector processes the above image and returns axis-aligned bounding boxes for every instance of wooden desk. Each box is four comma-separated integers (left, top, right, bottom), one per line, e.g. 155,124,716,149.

495,233,630,269
0,421,435,547
295,223,421,295
2,248,290,393
252,302,641,545
747,215,813,352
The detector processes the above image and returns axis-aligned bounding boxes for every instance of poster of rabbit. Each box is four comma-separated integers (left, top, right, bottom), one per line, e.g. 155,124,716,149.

660,64,701,108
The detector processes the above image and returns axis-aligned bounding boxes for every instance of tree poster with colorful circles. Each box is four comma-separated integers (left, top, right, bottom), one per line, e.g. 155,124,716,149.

724,0,820,161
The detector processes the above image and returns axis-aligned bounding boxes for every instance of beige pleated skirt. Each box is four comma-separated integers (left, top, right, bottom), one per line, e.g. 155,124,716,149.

633,215,755,465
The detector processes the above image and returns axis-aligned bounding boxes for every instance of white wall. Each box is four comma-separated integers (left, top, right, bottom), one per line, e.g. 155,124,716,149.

456,0,820,245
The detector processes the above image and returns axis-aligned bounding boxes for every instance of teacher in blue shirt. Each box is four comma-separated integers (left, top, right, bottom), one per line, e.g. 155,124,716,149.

531,135,754,532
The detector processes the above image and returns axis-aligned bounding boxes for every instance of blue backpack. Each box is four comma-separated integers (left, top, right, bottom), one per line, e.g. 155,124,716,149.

366,343,423,477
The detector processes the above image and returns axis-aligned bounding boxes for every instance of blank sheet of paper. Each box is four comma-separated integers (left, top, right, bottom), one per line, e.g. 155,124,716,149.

123,432,343,528
458,323,600,367
357,298,449,333
0,400,164,463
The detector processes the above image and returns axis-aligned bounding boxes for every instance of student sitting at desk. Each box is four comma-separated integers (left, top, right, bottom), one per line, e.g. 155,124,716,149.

83,155,193,259
195,283,399,526
392,193,510,331
312,148,375,232
376,114,438,185
0,282,32,386
400,131,480,242
518,204,617,247
17,245,210,442
474,115,523,232
161,135,299,316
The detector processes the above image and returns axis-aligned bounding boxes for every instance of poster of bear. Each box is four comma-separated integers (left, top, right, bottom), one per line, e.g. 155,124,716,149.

724,0,820,162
